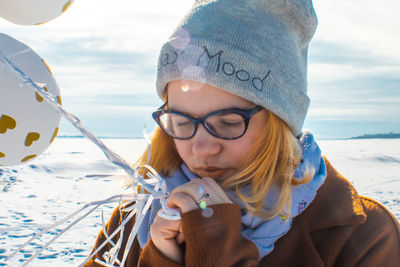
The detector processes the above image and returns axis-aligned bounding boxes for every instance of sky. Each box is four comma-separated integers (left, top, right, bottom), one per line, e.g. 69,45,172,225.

0,0,399,139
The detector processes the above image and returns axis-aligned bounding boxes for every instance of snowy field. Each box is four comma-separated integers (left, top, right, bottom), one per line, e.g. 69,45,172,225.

0,137,399,266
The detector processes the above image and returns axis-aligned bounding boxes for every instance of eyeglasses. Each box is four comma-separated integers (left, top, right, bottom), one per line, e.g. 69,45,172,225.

152,103,263,140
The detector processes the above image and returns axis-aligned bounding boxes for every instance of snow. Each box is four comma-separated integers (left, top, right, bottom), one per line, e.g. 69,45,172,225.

0,137,399,266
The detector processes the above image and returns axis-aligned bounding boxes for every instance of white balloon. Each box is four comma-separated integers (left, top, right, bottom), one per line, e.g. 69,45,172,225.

0,33,62,166
0,0,74,25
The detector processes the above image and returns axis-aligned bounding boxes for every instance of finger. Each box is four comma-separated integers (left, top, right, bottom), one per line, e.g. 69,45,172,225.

176,222,184,244
151,215,182,246
176,232,185,245
201,177,232,203
150,214,184,264
167,191,198,213
171,179,205,201
171,178,230,208
152,213,181,232
168,178,232,214
190,178,232,205
171,178,217,204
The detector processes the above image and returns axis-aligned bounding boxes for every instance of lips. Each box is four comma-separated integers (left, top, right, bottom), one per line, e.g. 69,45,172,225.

197,166,221,172
193,166,226,179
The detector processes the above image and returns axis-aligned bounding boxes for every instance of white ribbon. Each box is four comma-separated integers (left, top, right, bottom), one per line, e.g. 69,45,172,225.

0,48,179,267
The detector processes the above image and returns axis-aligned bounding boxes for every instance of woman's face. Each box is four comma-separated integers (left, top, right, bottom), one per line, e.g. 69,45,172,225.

167,80,267,182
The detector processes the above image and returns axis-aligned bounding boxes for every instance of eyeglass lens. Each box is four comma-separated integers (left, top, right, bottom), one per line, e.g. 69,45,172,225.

158,112,246,139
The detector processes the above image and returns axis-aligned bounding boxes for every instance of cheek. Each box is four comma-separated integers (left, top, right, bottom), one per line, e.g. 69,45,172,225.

174,140,191,162
229,119,265,163
227,139,254,164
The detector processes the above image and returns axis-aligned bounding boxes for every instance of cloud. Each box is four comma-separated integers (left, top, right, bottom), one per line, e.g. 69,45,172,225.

312,0,400,62
1,0,399,138
307,72,400,124
66,94,161,108
306,0,400,136
0,0,194,53
309,41,399,67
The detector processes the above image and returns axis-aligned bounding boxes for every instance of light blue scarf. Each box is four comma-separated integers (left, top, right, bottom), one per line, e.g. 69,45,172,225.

137,130,327,258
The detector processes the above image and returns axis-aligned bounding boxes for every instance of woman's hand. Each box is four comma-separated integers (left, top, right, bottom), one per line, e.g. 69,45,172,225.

150,214,184,264
150,177,232,263
167,177,233,213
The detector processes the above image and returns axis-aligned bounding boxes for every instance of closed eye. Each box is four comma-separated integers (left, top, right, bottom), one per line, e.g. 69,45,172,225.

219,120,243,127
176,121,191,127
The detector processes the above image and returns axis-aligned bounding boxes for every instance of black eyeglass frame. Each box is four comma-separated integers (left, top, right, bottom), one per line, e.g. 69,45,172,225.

152,103,264,140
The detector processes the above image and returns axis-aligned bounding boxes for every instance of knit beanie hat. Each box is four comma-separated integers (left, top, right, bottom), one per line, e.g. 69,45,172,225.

156,0,317,136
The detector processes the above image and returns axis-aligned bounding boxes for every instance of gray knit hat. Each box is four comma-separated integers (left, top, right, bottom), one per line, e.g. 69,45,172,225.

156,0,317,136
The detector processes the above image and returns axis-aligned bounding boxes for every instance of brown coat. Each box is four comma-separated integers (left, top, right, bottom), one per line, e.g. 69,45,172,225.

84,159,400,266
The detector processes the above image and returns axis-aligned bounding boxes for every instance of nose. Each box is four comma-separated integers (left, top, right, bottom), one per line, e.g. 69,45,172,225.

191,124,222,159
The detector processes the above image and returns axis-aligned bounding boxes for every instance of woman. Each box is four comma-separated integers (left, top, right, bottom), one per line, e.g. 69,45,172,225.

86,0,400,266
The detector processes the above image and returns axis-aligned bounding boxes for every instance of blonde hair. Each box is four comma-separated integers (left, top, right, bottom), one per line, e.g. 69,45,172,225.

135,110,312,220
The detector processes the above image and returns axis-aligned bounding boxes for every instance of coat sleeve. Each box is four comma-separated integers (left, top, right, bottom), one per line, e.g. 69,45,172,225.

336,197,400,266
355,197,400,266
137,239,184,267
181,203,259,267
85,204,260,266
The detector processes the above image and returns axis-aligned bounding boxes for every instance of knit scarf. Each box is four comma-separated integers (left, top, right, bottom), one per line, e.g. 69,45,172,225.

137,130,327,259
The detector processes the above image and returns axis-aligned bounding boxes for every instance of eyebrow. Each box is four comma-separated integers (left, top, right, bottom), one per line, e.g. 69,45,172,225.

166,105,257,117
167,107,201,118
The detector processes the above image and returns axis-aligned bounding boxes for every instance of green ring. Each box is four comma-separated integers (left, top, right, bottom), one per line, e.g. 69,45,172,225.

199,200,207,210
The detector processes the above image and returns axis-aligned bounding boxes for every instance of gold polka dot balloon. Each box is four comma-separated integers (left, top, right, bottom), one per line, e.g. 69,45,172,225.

0,0,74,25
0,33,61,166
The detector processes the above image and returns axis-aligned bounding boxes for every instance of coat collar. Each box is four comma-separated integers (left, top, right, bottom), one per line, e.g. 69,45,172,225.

300,157,367,232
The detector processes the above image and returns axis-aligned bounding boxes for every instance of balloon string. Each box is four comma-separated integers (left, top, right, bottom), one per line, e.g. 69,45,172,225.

4,193,135,262
0,51,180,266
0,51,155,193
21,194,140,267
